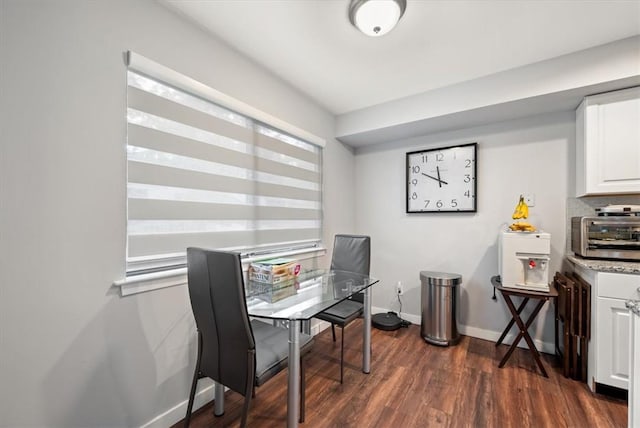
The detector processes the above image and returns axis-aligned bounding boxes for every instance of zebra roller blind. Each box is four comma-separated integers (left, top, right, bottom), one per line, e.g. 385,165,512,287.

126,53,323,275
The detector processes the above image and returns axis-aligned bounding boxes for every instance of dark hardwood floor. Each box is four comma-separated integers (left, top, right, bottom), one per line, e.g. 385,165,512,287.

176,319,627,427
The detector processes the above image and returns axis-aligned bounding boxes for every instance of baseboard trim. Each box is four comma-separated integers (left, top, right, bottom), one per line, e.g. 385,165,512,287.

458,324,555,355
371,305,555,354
140,383,215,428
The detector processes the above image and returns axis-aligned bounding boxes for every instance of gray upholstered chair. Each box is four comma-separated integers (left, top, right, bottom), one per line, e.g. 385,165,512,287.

315,234,371,383
184,248,314,427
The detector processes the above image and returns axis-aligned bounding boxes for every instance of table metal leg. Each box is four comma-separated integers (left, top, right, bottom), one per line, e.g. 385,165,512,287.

214,381,225,416
287,319,300,428
300,319,311,335
363,286,371,374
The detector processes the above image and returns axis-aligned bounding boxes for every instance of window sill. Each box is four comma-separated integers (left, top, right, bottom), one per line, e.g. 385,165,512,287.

114,247,326,296
113,268,187,296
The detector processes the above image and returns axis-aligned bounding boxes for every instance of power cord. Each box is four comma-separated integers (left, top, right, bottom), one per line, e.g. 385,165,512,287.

396,293,411,328
491,275,499,301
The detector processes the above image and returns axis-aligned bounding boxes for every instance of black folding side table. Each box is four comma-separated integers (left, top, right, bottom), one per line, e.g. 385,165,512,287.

491,275,557,377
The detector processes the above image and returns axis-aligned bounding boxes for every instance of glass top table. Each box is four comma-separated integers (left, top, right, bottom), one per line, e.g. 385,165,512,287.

246,269,378,321
241,269,379,427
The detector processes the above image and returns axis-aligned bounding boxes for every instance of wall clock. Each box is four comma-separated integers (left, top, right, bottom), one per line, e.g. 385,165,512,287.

406,142,477,213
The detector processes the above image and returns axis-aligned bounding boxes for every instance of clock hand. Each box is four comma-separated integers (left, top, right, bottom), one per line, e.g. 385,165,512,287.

421,172,448,186
436,166,443,188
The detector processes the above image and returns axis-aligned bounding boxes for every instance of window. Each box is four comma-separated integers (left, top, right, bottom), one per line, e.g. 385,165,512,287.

118,52,324,294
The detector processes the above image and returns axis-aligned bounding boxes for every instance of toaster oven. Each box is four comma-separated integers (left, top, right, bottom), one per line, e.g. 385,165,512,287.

572,215,640,261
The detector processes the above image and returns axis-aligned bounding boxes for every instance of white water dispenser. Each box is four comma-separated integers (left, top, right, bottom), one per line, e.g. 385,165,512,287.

499,230,551,292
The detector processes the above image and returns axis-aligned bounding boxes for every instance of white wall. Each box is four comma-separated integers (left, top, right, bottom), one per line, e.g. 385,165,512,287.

0,1,354,427
356,112,573,347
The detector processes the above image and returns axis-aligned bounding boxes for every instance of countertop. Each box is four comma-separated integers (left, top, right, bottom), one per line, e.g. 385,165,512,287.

567,254,640,275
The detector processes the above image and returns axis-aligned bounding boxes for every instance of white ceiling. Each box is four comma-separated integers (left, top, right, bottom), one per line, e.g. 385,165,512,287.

162,0,640,116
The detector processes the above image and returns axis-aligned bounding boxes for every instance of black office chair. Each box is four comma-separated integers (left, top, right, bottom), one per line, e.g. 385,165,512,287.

184,248,314,428
315,234,371,383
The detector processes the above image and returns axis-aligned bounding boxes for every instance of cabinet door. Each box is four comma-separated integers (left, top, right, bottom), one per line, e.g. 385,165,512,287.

596,297,631,389
577,86,640,196
630,305,640,427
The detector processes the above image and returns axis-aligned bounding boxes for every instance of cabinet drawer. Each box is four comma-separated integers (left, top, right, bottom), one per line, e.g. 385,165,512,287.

597,272,640,300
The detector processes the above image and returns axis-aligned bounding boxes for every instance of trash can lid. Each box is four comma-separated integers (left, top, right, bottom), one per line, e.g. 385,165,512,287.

420,271,462,286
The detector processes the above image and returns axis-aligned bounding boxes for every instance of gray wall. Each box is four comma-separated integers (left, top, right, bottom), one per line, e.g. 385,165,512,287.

355,112,574,348
0,1,354,426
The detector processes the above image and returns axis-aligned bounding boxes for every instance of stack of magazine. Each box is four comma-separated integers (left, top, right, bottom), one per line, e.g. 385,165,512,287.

248,258,300,303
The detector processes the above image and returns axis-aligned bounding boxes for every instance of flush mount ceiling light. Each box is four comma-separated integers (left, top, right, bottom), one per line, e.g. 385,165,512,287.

349,0,407,37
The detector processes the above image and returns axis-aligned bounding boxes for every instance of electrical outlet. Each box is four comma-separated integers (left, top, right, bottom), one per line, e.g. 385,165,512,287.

524,193,535,207
396,281,403,295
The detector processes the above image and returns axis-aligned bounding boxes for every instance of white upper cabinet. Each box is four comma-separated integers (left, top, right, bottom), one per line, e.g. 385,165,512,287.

576,86,640,196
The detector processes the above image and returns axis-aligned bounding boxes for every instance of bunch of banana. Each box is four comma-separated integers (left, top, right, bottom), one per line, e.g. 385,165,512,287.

511,195,529,220
509,221,536,232
509,195,536,232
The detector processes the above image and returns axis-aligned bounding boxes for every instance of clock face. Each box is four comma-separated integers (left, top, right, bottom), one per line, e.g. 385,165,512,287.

406,142,477,213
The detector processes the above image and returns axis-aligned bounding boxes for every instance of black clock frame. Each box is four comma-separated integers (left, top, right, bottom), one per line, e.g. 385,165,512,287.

405,142,477,214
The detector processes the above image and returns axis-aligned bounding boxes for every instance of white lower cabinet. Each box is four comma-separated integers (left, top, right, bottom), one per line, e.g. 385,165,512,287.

575,266,640,392
596,297,631,389
629,301,640,427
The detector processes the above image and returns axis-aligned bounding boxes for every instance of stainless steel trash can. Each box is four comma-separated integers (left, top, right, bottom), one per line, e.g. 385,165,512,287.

420,271,461,346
